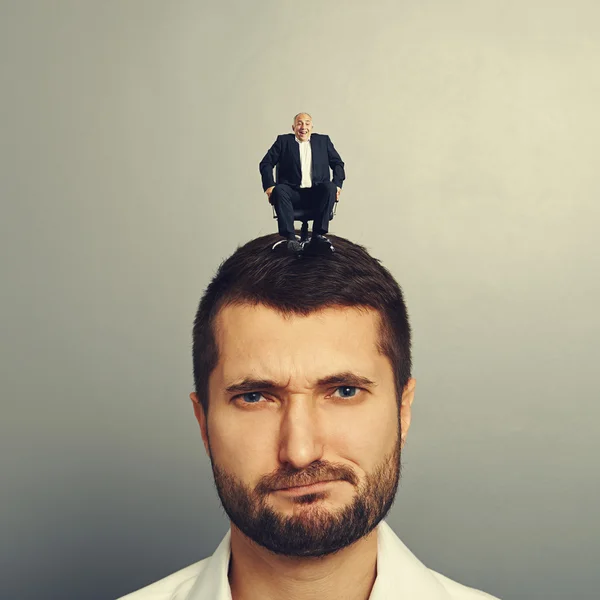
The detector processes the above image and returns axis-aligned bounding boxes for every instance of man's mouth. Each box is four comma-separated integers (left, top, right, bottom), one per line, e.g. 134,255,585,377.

274,480,339,496
272,476,339,492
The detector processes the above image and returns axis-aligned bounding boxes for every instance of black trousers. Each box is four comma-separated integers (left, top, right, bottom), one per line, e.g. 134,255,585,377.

271,182,337,238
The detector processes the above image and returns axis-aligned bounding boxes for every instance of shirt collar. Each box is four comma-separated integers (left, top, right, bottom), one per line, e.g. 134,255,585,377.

295,135,311,143
185,521,451,600
369,521,450,599
185,530,232,600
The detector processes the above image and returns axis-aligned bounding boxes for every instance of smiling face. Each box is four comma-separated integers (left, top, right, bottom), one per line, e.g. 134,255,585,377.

292,113,313,141
192,303,415,557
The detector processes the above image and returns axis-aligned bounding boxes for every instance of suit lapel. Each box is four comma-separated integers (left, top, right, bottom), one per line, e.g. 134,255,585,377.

290,135,301,173
309,135,316,177
310,134,319,178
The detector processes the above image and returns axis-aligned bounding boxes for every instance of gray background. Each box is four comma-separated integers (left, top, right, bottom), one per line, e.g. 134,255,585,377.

1,1,599,599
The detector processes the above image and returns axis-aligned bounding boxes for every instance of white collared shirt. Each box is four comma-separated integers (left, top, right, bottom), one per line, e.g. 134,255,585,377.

295,135,312,188
118,520,500,599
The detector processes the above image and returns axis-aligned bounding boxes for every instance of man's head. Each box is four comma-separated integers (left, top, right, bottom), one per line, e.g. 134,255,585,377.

191,233,414,557
292,112,313,141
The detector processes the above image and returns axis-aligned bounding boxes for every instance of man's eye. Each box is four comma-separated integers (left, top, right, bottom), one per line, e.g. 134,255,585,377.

333,386,359,399
239,392,265,404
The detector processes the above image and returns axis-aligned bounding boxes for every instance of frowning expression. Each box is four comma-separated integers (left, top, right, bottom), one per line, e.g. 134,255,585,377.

192,303,415,556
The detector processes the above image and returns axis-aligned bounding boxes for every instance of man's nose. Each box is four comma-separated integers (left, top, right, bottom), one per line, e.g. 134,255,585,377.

278,399,324,469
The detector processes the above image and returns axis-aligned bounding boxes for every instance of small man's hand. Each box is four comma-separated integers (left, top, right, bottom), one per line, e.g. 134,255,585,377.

336,187,341,201
266,186,275,202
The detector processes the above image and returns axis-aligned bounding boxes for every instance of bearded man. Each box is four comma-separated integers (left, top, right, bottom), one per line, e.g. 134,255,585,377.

120,233,499,600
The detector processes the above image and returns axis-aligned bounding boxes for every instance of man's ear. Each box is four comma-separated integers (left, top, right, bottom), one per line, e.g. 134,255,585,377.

400,378,416,448
190,392,210,455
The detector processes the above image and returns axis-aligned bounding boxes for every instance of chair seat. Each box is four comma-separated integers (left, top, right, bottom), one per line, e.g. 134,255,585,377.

271,203,337,223
292,207,334,221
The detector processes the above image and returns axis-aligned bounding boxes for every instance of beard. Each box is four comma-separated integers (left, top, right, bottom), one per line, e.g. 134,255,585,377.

208,434,401,558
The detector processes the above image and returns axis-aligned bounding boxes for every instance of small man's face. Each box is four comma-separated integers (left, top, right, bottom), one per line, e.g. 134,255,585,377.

192,303,415,556
292,114,313,141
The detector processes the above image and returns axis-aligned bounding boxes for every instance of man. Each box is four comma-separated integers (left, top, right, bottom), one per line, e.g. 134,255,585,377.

259,113,345,253
120,233,500,600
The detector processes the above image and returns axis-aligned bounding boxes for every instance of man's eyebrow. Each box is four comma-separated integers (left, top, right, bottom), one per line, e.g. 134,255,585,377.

225,372,376,394
225,379,280,394
316,372,376,388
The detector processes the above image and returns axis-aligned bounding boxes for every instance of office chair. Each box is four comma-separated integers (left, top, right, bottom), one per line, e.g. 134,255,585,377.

270,199,338,242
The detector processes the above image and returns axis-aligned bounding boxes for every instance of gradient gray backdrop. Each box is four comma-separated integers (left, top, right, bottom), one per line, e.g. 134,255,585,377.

2,1,599,599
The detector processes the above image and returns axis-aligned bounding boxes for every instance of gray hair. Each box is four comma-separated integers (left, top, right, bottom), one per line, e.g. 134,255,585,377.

293,112,312,123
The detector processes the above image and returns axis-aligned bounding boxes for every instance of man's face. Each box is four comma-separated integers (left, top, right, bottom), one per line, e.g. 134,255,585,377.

292,114,313,141
192,304,414,557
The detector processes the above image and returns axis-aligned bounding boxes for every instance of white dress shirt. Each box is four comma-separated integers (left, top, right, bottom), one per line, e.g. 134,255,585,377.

296,136,312,188
118,520,500,599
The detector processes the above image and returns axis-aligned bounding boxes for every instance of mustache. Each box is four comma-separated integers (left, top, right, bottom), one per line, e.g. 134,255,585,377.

255,461,359,494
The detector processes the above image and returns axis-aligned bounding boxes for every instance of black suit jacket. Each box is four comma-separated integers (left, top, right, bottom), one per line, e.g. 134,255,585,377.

259,133,345,192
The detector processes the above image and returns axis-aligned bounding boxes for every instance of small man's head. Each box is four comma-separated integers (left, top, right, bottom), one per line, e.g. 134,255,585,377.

191,234,414,557
292,112,313,141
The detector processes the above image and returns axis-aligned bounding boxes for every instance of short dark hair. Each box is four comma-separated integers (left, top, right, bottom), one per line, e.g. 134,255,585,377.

192,233,411,413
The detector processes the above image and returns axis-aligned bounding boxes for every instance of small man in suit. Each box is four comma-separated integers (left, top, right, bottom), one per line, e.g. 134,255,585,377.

259,113,345,253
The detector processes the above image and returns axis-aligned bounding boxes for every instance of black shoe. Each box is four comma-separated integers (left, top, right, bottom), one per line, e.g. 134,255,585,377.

286,239,303,253
306,234,334,254
272,238,302,254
